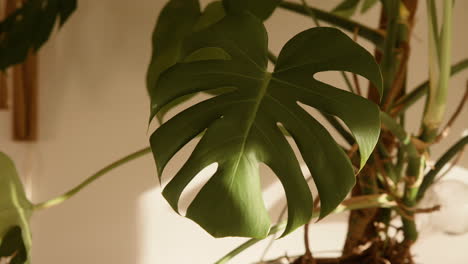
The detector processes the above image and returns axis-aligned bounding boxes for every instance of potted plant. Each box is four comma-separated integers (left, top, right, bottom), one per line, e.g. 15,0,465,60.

1,0,467,263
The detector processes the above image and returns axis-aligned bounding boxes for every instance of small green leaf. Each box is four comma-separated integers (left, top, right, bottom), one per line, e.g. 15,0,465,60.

331,0,378,18
0,152,32,263
150,14,381,238
332,0,360,17
0,226,27,264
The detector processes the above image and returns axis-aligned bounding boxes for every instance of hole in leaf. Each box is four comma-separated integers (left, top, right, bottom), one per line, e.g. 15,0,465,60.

259,163,287,221
178,162,218,216
159,135,201,187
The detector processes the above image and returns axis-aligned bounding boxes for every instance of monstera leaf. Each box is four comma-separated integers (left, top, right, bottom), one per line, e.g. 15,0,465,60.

0,152,32,263
0,226,27,264
0,0,77,70
149,12,381,238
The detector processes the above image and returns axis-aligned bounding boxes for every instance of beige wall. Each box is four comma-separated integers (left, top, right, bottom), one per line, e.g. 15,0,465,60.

0,0,467,263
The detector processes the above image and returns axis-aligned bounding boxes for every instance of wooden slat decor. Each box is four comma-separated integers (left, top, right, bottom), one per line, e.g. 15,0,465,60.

0,72,7,109
1,0,39,141
1,1,9,109
12,54,38,141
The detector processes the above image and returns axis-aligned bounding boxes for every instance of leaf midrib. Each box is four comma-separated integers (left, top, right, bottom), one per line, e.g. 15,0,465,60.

230,71,272,179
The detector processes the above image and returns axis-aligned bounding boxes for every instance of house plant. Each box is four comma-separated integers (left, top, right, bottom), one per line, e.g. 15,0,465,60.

0,0,468,262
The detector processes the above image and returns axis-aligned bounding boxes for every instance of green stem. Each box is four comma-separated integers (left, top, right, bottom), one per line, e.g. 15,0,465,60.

267,50,278,64
33,147,152,210
279,1,384,47
380,111,422,242
427,0,440,62
392,58,468,115
380,112,411,147
417,135,468,201
214,194,395,264
214,222,287,264
300,0,321,26
402,154,425,242
377,143,398,183
421,0,453,142
380,0,399,102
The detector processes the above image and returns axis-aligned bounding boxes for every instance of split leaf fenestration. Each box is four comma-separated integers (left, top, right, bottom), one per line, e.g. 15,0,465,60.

0,152,32,263
0,0,77,70
149,12,381,238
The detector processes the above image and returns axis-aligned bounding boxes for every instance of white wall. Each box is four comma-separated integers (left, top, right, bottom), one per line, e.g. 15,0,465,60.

1,0,467,263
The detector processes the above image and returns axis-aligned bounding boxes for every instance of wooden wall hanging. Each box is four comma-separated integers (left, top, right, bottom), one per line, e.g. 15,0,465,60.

1,0,38,141
0,71,7,109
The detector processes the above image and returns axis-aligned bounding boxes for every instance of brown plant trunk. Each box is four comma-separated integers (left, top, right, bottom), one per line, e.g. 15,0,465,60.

341,0,419,261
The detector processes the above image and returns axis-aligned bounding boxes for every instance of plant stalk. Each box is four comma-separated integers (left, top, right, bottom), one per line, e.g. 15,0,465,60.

417,135,468,201
381,112,423,241
33,147,152,210
420,0,453,142
279,1,384,47
391,58,468,115
380,0,400,102
214,194,396,264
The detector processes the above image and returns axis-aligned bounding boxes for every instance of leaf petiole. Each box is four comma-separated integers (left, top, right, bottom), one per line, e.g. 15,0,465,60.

214,194,396,264
33,147,152,211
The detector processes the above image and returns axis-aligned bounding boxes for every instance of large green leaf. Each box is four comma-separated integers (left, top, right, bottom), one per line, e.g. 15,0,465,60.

0,0,77,70
0,226,27,264
0,153,32,263
150,13,381,238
